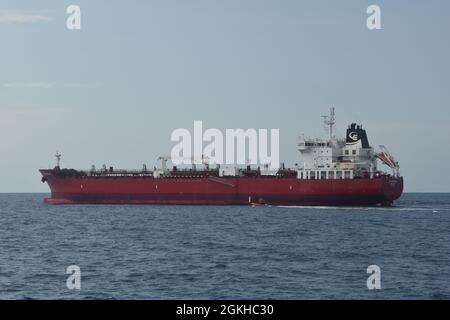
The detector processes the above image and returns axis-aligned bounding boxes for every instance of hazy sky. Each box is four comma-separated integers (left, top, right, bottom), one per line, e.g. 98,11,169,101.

0,0,449,192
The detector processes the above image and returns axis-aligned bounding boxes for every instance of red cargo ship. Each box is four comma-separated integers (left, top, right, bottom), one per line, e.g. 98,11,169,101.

40,109,403,206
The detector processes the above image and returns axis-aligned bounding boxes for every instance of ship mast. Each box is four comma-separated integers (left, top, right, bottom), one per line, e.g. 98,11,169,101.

55,151,61,168
322,107,335,140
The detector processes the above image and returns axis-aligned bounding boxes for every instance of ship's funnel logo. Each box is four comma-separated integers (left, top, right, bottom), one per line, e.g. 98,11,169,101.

348,131,359,141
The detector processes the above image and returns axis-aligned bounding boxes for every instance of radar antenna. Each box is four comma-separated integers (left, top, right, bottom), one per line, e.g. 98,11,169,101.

55,151,61,168
322,107,335,140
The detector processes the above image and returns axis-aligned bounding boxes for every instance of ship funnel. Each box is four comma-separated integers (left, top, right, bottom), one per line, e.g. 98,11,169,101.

346,123,370,148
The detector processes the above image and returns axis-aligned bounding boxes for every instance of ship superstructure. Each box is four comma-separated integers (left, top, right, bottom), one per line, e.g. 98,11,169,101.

297,108,399,181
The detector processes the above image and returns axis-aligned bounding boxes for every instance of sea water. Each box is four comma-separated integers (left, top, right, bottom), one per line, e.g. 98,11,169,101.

0,193,449,299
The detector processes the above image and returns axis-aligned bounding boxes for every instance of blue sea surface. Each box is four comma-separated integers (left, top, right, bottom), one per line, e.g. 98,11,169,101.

0,193,449,299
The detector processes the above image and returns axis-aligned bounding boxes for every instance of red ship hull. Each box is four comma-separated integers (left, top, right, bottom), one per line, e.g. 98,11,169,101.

40,170,403,206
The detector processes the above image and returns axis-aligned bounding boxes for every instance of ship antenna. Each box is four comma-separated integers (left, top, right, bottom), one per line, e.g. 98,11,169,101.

322,107,335,140
55,151,61,168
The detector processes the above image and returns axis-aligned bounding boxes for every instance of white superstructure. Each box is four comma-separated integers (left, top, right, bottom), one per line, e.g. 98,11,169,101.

297,108,399,180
